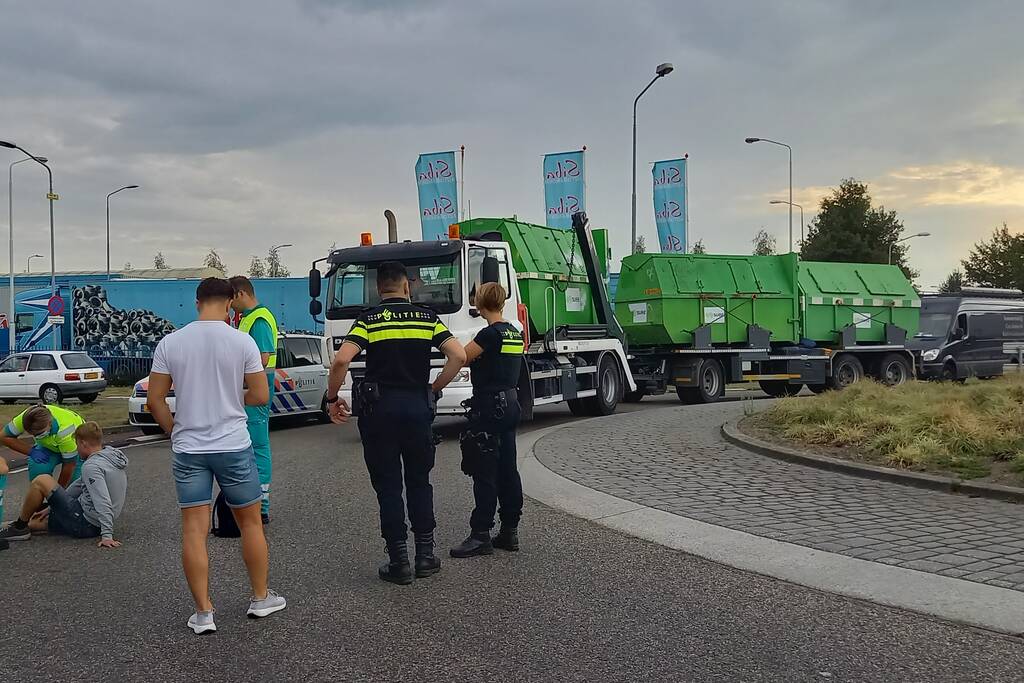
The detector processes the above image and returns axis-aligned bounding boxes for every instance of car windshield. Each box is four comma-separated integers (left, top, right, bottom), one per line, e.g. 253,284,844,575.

61,353,98,369
327,254,461,318
917,300,957,338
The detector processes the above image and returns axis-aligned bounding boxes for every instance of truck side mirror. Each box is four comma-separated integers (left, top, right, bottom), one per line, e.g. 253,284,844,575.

308,268,322,298
309,299,323,317
481,256,500,285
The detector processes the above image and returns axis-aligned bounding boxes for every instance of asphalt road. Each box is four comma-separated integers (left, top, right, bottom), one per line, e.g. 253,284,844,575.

1,395,1022,682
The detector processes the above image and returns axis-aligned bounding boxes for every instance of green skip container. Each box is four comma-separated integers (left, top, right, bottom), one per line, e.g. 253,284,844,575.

458,217,610,337
615,252,919,347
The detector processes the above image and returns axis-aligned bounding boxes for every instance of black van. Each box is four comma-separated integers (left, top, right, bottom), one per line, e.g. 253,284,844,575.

910,288,1024,381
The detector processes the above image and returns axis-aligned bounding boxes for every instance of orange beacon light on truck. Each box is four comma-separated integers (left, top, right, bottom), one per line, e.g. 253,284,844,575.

360,232,373,246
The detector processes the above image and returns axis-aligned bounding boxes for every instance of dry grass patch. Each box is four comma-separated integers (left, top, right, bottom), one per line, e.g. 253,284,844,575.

756,374,1024,481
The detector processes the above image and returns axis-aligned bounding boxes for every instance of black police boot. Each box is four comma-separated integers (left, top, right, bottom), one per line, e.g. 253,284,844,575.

450,531,493,558
378,541,414,585
492,525,519,552
414,532,442,578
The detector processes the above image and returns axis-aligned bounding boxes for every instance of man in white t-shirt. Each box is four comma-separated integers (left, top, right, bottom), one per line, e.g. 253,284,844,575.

148,277,287,635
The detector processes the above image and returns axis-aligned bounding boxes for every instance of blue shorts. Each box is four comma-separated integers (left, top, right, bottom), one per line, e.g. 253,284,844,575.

171,447,262,509
47,486,101,539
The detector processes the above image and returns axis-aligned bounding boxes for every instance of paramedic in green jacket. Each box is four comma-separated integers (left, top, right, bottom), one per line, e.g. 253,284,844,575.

230,276,277,524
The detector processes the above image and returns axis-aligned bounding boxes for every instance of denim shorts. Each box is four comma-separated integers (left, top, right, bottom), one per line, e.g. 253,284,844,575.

171,446,262,509
47,486,101,539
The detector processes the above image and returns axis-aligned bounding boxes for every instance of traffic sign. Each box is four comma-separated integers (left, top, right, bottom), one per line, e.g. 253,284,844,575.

0,313,8,329
47,295,65,316
47,315,65,325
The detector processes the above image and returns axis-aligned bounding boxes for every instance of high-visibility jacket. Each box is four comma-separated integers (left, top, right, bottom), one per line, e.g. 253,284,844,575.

4,404,84,460
238,305,279,368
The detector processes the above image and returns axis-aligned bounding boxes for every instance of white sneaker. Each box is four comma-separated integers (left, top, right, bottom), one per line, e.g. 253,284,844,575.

187,610,217,635
247,589,287,618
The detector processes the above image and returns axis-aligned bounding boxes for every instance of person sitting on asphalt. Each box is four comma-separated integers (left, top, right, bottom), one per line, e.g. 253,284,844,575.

0,422,127,548
1,404,85,489
148,276,286,635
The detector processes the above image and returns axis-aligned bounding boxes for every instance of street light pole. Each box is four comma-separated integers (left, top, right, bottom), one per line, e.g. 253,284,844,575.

746,137,793,252
106,185,140,280
8,154,48,353
888,232,931,265
0,140,57,349
769,200,804,245
27,254,43,273
631,62,674,255
268,243,293,277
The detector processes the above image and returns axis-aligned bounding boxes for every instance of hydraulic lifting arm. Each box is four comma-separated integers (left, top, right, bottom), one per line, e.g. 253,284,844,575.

571,211,626,348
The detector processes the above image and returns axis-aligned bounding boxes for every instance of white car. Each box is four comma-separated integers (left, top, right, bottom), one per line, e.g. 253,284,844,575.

128,333,330,435
0,351,107,404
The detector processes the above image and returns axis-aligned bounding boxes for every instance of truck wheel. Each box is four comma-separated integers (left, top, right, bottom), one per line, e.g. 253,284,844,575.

623,389,645,403
40,384,63,405
676,358,725,404
758,380,802,397
941,362,966,384
826,354,864,390
583,354,622,416
567,399,588,417
877,353,912,386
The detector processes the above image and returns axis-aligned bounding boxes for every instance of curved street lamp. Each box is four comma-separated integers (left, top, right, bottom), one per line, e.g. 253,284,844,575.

747,137,794,252
26,254,44,273
107,185,140,279
889,232,931,265
769,200,804,245
631,62,674,254
8,154,47,352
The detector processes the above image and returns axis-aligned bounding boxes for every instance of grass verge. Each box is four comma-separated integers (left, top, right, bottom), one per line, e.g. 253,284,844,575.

752,374,1024,483
0,395,131,430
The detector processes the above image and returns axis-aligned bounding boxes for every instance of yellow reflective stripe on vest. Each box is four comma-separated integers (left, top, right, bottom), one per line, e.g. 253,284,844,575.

366,321,434,342
500,342,524,355
238,306,279,368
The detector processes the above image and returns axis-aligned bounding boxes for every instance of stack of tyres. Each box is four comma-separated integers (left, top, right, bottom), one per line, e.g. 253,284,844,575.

72,285,177,359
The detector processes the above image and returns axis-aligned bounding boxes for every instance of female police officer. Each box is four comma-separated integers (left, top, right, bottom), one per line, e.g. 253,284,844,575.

450,282,526,558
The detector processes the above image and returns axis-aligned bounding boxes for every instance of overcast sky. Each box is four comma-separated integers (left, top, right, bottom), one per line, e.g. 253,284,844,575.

2,0,1021,286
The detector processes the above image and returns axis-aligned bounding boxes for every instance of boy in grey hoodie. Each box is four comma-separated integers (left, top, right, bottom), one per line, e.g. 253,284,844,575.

0,422,127,547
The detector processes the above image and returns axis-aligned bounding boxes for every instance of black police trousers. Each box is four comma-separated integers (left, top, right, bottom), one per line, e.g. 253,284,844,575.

468,397,523,533
357,389,436,543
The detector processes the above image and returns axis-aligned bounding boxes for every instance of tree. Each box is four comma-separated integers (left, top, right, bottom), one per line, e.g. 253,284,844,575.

153,252,169,270
800,178,918,278
266,247,290,277
203,249,227,275
752,229,776,256
248,256,266,278
691,239,707,254
938,270,965,294
633,236,646,255
961,223,1024,291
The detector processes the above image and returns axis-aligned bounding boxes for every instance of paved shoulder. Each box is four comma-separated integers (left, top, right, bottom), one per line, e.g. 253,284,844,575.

536,402,1024,593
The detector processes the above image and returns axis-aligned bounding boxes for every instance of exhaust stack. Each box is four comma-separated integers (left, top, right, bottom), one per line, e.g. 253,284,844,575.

385,209,398,243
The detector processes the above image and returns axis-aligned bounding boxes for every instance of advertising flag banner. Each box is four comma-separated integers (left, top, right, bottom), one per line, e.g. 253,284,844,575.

652,158,687,252
543,150,585,229
416,151,458,241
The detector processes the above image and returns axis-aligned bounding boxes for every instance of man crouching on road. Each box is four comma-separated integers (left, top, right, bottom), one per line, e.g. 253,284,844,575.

0,422,127,547
148,277,286,635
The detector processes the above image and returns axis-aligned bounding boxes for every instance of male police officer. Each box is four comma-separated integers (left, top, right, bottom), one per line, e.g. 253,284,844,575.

230,276,278,524
327,261,466,585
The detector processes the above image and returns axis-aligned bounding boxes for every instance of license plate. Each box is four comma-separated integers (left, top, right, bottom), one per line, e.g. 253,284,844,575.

85,372,98,379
